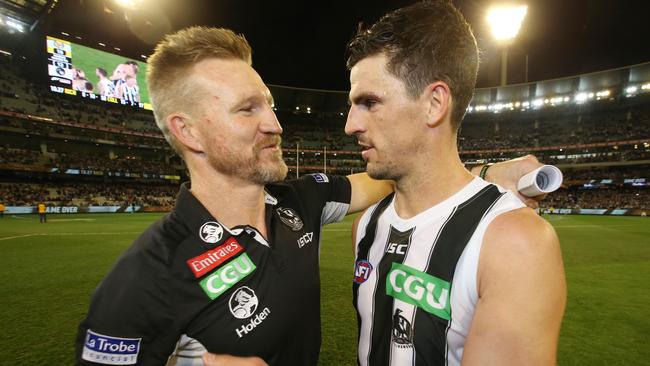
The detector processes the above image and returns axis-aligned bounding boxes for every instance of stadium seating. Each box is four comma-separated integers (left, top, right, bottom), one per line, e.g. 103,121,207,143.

1,55,648,211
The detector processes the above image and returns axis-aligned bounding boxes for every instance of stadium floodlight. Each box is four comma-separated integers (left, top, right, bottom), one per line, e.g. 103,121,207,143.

625,86,638,95
115,0,143,9
487,5,528,86
596,90,611,100
487,5,528,42
575,93,588,103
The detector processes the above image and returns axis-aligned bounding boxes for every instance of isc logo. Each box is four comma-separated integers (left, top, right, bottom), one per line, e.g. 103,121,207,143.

387,242,407,255
353,260,373,284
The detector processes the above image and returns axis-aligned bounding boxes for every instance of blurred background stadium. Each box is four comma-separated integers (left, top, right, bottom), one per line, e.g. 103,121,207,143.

0,0,648,365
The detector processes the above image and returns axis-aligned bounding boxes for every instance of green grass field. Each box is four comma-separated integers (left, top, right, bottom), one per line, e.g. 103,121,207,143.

70,42,149,104
0,213,648,365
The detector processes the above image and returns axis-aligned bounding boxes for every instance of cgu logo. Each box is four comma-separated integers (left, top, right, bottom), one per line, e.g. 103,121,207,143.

386,262,451,320
199,253,256,300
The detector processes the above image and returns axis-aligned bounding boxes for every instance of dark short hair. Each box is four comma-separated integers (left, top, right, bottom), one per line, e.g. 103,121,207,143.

346,0,479,130
96,67,107,77
124,60,138,73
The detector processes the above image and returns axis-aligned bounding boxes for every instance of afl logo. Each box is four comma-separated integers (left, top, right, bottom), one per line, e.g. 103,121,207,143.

229,286,259,319
199,221,224,244
353,260,373,284
276,207,304,231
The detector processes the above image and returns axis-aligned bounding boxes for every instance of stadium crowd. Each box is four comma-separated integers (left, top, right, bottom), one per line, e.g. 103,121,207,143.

562,166,649,182
1,56,649,211
0,183,176,207
540,188,649,210
0,144,180,176
0,145,44,165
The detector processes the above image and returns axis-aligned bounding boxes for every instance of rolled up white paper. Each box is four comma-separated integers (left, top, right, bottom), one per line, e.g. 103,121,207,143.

517,165,563,197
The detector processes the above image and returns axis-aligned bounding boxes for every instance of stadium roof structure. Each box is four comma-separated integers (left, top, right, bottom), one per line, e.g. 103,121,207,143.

0,0,57,32
2,0,649,91
266,61,650,118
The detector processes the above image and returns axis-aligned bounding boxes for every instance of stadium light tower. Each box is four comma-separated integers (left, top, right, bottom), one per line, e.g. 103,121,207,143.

487,5,528,86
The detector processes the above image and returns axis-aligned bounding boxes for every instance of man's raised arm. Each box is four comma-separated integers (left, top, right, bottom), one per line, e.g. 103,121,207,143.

347,155,548,215
461,208,566,366
347,173,394,214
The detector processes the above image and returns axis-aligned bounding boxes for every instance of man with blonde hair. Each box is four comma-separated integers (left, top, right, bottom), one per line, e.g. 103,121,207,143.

76,25,547,366
76,26,394,366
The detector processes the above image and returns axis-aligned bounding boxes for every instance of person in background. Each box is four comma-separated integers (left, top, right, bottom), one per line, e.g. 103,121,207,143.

38,201,47,223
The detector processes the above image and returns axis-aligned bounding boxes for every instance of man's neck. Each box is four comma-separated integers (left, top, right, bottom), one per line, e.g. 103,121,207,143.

393,144,474,220
188,167,268,237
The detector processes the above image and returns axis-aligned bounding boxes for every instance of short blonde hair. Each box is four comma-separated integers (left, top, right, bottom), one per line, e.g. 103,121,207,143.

146,26,252,155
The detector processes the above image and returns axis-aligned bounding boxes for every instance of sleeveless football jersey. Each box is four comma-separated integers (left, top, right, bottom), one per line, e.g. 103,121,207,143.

353,178,524,366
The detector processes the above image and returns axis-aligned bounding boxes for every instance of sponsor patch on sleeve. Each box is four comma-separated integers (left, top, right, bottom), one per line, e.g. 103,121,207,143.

311,173,329,183
353,260,373,284
81,329,141,365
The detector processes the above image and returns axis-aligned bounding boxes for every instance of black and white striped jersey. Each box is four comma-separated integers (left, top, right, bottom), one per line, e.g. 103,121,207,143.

353,178,524,366
122,84,139,104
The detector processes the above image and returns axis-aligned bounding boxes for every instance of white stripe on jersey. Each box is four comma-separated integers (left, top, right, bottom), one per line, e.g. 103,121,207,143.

122,84,139,103
166,335,205,366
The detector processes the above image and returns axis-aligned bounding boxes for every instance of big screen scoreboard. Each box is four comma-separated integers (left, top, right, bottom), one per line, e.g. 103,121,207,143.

46,36,152,110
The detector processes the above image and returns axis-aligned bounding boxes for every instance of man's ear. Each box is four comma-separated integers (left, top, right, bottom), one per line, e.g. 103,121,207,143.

166,113,204,153
424,81,451,128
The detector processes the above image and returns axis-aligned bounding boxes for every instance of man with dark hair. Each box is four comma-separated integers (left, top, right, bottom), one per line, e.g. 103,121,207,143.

96,67,116,97
124,60,139,76
119,75,140,105
345,1,566,365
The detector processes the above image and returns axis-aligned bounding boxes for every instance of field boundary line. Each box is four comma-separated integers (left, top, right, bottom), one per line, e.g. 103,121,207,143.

49,218,97,222
0,234,45,241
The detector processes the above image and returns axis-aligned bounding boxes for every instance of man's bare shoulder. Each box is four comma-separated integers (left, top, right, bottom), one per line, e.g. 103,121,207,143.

477,207,563,293
465,209,566,365
483,207,559,256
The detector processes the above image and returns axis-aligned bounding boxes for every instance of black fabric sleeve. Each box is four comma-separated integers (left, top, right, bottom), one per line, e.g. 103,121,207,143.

75,241,180,365
289,173,352,225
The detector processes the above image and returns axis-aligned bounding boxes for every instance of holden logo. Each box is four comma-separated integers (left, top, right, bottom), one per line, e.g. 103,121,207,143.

199,221,223,244
229,286,259,319
276,207,304,231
